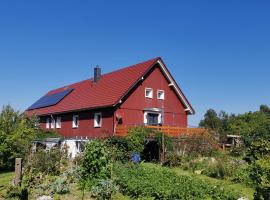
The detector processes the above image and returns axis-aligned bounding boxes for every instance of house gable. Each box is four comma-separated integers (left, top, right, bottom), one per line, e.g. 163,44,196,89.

115,63,190,127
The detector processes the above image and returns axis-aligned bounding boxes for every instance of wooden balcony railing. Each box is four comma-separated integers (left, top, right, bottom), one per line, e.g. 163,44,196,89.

115,125,207,137
115,125,222,151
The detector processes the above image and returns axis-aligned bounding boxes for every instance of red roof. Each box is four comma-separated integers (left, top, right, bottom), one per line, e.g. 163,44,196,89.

26,57,194,116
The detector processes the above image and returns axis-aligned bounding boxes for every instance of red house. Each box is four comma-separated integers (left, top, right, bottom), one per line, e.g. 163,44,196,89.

26,57,194,139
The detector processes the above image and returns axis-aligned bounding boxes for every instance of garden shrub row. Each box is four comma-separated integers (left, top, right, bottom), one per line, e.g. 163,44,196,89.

113,162,242,200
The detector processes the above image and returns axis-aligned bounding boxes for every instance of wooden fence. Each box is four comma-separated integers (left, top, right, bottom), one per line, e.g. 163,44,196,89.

115,125,222,151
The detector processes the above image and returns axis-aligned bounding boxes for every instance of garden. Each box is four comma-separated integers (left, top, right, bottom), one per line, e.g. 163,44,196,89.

0,105,270,199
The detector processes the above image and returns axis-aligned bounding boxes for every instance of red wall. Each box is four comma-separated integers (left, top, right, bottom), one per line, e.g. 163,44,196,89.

115,65,188,127
40,108,114,138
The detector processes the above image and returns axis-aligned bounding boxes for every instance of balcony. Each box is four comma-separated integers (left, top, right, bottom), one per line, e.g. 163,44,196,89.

115,125,222,150
115,125,207,137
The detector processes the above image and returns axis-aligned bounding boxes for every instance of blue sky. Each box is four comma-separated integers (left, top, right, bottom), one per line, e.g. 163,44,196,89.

0,0,269,126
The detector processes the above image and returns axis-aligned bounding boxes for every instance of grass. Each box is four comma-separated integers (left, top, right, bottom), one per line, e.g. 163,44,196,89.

0,171,14,199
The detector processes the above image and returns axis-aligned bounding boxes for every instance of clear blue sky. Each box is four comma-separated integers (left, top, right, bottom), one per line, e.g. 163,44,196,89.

0,0,269,126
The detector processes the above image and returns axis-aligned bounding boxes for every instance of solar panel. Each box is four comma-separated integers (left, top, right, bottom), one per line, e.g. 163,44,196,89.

27,88,73,110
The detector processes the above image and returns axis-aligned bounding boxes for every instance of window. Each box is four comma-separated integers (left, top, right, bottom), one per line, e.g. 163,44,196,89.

144,112,163,125
51,117,55,129
72,115,79,128
157,90,165,100
56,117,61,129
46,118,50,129
94,113,102,128
145,88,153,98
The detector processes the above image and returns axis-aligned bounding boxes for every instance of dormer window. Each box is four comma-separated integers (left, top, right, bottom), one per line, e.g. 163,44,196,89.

145,88,153,98
157,90,165,100
72,115,79,128
94,113,102,128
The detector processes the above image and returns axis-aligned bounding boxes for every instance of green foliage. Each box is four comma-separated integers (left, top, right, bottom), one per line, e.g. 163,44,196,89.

106,127,152,161
5,185,28,200
35,129,62,141
105,136,129,162
113,162,241,199
232,164,254,186
91,179,117,200
126,126,150,154
79,140,111,189
26,148,64,176
50,176,70,194
245,139,270,200
0,105,38,170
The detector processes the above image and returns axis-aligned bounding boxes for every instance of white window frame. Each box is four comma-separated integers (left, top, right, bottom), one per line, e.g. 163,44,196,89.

56,117,61,129
145,88,153,98
157,90,165,100
143,111,163,125
46,118,50,129
94,113,102,128
72,115,79,128
51,117,55,129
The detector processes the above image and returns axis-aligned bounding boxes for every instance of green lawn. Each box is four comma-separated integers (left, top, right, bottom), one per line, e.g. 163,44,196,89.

0,171,14,199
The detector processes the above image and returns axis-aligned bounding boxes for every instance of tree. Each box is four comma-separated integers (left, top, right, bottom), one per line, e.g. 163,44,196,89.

0,105,38,170
260,105,270,116
199,109,222,132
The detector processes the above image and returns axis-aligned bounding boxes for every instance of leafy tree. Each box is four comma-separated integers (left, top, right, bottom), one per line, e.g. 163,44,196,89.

199,109,222,133
0,105,38,170
260,104,270,116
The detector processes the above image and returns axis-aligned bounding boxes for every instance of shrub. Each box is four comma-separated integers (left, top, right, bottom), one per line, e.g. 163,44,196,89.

91,179,117,200
113,162,242,199
5,185,28,200
50,176,69,194
105,136,129,162
27,148,63,176
232,164,253,186
79,140,111,189
126,126,150,154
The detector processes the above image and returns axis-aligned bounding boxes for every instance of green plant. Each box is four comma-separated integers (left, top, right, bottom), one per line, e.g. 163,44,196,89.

0,105,38,171
126,126,150,154
113,162,242,199
245,139,270,200
91,179,117,200
5,185,28,200
79,140,111,189
50,176,70,194
27,148,63,176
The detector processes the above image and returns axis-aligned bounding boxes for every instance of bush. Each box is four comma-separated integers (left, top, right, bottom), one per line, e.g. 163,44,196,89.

232,164,253,186
27,148,63,176
91,179,117,200
79,140,111,189
113,162,242,199
5,185,28,200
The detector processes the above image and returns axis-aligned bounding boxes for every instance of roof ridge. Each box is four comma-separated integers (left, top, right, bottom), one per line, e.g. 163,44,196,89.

46,57,160,95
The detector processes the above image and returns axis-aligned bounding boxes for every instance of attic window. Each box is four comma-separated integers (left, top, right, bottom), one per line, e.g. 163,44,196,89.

157,90,165,100
94,113,102,128
72,115,79,128
145,88,153,98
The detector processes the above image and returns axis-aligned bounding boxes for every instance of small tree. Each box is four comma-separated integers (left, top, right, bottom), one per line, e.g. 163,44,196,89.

80,140,111,189
0,105,38,170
